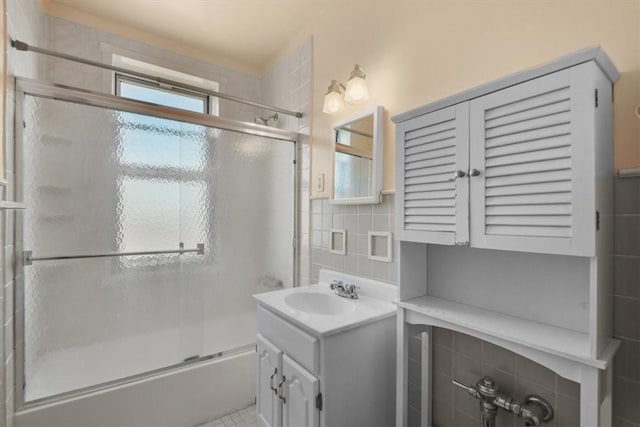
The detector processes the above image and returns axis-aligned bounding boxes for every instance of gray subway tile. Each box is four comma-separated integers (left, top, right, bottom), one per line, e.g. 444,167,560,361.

614,338,640,382
408,358,421,387
615,255,640,298
613,417,640,427
433,371,452,402
357,213,372,234
614,376,640,424
371,260,388,281
515,355,556,391
453,385,479,419
453,353,482,386
372,214,389,231
614,296,640,340
556,375,580,400
452,408,479,427
554,394,580,427
615,216,640,256
434,327,453,349
408,382,421,412
481,341,516,374
407,405,421,427
453,332,481,360
433,344,452,376
615,177,640,215
433,396,453,427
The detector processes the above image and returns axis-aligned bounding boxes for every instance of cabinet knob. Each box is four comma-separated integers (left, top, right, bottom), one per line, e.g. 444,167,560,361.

450,170,466,181
469,168,481,177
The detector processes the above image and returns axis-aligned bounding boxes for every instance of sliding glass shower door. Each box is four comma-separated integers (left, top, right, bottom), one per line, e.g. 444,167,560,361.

20,94,294,402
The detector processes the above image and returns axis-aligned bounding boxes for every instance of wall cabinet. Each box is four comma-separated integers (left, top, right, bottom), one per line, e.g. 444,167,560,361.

392,48,620,427
396,61,613,256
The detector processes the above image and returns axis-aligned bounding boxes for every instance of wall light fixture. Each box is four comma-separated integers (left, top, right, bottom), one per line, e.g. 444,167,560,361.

322,64,369,114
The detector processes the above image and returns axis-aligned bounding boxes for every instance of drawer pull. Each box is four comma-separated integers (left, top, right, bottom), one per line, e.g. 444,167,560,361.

269,368,278,394
277,376,287,403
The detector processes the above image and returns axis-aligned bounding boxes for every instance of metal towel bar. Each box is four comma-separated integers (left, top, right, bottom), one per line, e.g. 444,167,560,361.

23,243,205,266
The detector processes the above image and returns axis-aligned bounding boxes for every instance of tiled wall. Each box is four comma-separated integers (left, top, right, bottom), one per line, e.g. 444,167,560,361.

43,16,262,123
309,194,396,285
4,1,45,426
259,39,313,287
613,175,640,427
426,328,580,427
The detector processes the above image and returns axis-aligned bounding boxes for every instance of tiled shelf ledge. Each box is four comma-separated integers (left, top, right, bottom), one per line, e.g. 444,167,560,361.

397,296,619,371
0,201,26,210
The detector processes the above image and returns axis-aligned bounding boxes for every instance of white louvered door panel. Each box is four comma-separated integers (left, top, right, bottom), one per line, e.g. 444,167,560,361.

397,103,469,245
469,67,596,256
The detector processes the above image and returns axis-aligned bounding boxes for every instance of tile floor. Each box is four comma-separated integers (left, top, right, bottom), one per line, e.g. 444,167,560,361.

196,405,259,427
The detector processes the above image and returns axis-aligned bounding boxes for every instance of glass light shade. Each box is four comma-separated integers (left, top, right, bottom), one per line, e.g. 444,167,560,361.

323,90,344,114
344,76,369,104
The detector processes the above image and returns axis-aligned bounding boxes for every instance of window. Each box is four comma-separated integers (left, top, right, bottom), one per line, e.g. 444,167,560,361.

113,61,214,268
116,75,209,114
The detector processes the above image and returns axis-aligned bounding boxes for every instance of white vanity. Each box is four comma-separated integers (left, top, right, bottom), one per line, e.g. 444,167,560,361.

253,270,397,427
393,47,620,426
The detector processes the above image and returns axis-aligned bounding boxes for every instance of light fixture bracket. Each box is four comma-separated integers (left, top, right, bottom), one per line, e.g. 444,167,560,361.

349,64,366,81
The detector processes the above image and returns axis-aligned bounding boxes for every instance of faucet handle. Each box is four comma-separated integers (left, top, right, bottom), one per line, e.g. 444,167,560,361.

330,280,343,290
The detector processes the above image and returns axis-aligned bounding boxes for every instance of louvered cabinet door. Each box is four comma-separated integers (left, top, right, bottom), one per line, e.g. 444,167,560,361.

397,103,470,245
469,68,596,256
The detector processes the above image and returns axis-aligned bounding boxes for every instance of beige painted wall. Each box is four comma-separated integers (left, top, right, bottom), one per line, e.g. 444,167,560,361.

272,0,640,197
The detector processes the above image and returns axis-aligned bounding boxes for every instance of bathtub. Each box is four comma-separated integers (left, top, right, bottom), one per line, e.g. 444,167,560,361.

15,349,256,427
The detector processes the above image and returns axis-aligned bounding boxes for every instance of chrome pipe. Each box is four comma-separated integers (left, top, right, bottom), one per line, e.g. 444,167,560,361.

24,243,205,266
11,39,303,119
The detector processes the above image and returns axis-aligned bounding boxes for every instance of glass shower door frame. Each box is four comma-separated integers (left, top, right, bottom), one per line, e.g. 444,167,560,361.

14,77,300,409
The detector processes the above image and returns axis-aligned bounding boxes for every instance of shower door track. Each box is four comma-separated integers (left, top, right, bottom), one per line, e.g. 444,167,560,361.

20,343,257,410
14,77,300,410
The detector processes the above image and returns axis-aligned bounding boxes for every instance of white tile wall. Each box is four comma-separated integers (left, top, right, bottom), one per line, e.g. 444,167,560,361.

5,1,45,425
260,37,313,287
43,15,263,123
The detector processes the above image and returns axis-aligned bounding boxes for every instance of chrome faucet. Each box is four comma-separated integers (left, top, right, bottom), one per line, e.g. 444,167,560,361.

330,280,359,299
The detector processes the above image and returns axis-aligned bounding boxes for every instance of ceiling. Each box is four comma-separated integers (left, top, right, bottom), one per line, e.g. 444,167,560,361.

42,0,326,72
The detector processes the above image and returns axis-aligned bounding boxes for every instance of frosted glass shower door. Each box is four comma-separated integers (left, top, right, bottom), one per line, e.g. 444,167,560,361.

20,95,295,402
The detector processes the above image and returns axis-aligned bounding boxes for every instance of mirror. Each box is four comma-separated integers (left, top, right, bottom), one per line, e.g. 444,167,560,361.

331,106,383,204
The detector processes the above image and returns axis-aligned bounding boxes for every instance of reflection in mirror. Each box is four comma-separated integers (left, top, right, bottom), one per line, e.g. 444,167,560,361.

331,106,382,204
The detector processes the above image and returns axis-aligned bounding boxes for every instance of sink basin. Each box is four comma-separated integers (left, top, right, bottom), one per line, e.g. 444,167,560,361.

284,292,355,316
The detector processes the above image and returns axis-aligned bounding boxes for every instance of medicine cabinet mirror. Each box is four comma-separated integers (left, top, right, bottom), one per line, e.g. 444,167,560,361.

331,106,383,204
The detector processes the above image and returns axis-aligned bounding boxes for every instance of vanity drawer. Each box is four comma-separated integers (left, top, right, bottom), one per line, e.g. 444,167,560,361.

256,305,319,374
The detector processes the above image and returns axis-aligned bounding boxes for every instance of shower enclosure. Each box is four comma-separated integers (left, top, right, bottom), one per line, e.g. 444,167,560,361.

15,78,297,406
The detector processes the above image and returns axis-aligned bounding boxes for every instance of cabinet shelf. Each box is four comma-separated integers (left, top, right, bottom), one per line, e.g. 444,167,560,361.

397,295,616,369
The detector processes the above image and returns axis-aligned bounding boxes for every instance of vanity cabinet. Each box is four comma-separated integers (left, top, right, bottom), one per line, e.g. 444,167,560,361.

392,48,620,427
254,276,396,427
257,333,319,427
396,60,613,256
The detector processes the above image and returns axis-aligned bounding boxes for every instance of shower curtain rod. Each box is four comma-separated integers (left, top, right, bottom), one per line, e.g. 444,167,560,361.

11,39,303,119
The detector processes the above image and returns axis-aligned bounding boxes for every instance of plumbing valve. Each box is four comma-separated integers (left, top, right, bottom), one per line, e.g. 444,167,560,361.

453,376,554,427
